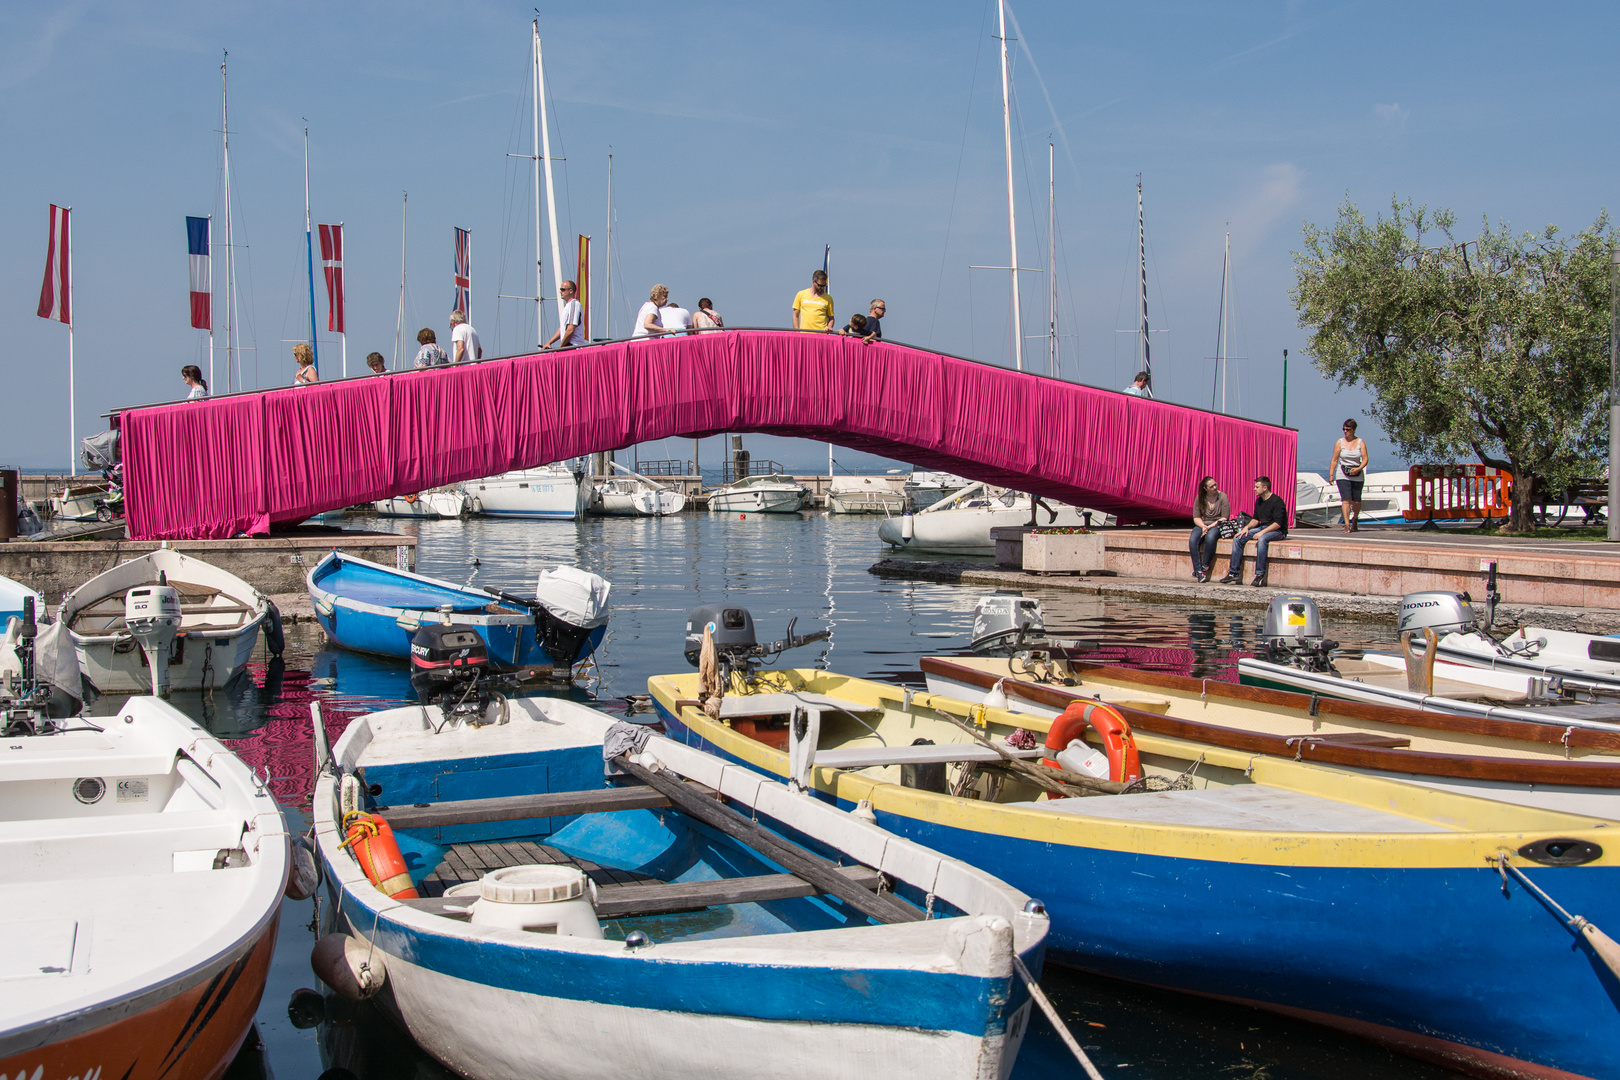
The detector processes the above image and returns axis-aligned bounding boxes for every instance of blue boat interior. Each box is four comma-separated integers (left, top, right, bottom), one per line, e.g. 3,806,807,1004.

315,555,519,616
361,742,944,945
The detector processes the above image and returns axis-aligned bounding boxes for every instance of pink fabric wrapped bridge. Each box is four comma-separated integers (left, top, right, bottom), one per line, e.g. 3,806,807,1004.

119,330,1297,540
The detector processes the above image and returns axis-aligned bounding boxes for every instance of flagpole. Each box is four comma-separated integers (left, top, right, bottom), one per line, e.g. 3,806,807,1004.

67,205,76,477
394,191,407,368
304,121,319,372
339,218,347,378
207,212,215,391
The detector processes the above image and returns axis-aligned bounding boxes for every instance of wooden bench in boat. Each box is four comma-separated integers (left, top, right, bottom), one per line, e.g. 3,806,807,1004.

378,780,722,831
399,838,884,919
811,743,1048,769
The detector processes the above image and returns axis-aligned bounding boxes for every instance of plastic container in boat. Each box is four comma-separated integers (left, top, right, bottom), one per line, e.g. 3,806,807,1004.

1056,739,1110,779
451,865,604,938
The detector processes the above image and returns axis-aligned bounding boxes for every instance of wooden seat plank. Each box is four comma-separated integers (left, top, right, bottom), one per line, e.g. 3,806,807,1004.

379,781,721,831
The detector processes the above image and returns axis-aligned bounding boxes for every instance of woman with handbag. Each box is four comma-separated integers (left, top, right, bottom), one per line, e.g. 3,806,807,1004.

1329,419,1370,532
1189,476,1230,582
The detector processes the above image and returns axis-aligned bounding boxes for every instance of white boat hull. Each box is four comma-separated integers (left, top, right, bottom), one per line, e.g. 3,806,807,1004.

468,467,586,520
63,548,270,694
591,481,686,516
375,491,469,518
709,487,806,514
879,501,1099,555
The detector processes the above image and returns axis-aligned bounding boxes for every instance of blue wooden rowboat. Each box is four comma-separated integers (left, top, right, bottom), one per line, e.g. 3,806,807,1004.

648,665,1620,1080
306,551,607,670
310,693,1049,1080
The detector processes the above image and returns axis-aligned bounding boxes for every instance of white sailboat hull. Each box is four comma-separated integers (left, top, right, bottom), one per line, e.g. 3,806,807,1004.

468,466,586,520
879,501,1100,555
709,486,807,514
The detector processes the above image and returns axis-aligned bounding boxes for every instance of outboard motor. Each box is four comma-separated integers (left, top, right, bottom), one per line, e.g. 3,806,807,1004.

1397,592,1479,637
126,575,182,698
683,605,829,681
970,594,1045,655
1259,594,1338,673
533,567,612,667
410,624,499,719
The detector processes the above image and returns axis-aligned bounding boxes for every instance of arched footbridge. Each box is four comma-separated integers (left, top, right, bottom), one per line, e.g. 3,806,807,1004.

118,329,1297,540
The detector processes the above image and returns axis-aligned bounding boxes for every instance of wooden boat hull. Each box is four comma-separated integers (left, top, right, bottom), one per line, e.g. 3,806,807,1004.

308,550,602,667
315,696,1047,1080
648,669,1620,1080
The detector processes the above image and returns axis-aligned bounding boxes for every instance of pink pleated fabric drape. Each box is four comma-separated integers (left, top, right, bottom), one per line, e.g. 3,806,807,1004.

120,330,1297,540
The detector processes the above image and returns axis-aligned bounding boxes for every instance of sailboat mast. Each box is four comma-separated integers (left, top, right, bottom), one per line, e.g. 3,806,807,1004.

221,53,233,394
1137,176,1151,382
303,122,319,371
536,21,563,339
394,191,408,368
997,0,1023,371
1221,229,1231,414
1048,141,1056,378
531,20,544,348
605,148,613,339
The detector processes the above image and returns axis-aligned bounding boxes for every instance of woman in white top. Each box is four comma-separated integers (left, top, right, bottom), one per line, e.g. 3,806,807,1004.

632,285,670,338
181,365,208,400
1328,418,1369,532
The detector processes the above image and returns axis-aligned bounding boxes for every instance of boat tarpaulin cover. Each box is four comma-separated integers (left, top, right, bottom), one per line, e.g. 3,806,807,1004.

536,566,611,629
117,330,1298,540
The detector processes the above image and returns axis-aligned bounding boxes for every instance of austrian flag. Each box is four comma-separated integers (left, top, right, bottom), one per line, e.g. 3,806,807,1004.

318,222,344,333
37,204,71,326
186,216,211,329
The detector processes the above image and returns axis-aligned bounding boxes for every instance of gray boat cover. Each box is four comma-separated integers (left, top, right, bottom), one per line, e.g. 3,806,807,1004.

535,566,611,629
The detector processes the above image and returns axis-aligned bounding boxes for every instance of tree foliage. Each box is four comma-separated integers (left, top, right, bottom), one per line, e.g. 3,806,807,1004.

1292,197,1613,531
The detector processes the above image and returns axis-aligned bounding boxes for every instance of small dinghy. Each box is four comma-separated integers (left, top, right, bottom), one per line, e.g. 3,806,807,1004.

310,638,1048,1080
307,551,609,671
0,694,288,1079
60,547,275,695
649,604,1620,1080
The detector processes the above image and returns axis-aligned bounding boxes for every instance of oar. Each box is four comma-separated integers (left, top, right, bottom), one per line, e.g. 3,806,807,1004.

1012,955,1108,1080
1497,854,1620,981
930,703,1121,798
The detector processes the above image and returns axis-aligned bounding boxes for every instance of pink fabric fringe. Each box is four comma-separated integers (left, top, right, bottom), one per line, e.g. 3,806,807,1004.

120,331,1297,540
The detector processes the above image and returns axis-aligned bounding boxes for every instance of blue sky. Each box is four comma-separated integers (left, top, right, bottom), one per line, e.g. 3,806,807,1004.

4,1,1615,476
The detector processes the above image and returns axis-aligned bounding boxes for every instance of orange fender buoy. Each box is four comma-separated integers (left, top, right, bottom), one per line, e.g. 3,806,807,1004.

403,493,418,504
1042,699,1142,791
342,811,419,898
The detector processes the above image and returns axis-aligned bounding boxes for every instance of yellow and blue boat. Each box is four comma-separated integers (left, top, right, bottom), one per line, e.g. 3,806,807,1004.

648,666,1620,1080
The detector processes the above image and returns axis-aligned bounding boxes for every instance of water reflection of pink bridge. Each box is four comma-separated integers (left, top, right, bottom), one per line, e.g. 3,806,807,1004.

119,330,1296,540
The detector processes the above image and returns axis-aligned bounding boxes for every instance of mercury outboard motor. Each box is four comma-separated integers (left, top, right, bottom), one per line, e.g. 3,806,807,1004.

410,624,508,720
1397,591,1480,637
970,594,1046,655
1259,594,1338,673
683,605,829,681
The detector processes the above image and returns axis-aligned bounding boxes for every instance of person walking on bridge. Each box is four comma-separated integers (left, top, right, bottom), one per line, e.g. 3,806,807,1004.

633,285,670,337
544,281,586,349
450,310,482,364
791,269,834,332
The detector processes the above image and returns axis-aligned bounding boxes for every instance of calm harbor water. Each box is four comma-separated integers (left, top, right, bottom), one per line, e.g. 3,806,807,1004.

151,511,1462,1080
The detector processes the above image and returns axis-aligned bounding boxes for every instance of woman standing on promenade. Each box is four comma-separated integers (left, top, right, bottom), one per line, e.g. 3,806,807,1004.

1189,475,1229,582
1328,419,1369,531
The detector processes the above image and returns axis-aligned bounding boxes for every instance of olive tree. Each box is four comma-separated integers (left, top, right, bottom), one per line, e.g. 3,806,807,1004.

1292,197,1612,532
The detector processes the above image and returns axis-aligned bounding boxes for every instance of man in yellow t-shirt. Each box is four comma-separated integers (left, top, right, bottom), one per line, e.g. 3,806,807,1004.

791,270,834,331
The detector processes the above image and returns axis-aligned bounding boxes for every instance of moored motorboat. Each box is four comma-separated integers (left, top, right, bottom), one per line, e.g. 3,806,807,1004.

465,463,587,519
590,477,685,516
707,473,809,514
307,550,609,670
877,483,1105,555
311,665,1048,1080
0,695,287,1080
374,490,471,518
60,547,274,695
905,470,972,511
827,474,908,515
649,623,1620,1080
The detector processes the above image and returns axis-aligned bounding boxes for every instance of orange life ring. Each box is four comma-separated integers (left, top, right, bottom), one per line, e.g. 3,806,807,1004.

342,811,419,898
403,494,418,504
1042,699,1142,790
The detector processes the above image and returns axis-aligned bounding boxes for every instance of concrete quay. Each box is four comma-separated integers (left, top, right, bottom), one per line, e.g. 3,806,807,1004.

872,526,1620,633
0,530,415,607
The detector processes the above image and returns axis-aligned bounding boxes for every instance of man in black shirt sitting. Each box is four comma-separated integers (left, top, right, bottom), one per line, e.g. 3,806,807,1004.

1219,476,1288,587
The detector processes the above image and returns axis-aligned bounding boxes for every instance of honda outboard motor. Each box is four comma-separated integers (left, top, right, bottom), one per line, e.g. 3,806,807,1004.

1259,594,1338,673
683,605,829,681
970,594,1045,655
1397,592,1479,637
533,566,612,667
126,576,182,699
410,624,493,717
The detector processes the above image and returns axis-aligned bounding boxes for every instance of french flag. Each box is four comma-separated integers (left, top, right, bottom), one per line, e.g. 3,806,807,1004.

318,222,344,333
186,215,210,329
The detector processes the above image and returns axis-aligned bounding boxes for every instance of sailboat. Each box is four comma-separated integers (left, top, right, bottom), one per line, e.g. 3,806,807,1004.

589,461,686,516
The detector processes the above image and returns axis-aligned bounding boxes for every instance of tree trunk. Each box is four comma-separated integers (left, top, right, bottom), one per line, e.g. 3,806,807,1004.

1507,464,1536,534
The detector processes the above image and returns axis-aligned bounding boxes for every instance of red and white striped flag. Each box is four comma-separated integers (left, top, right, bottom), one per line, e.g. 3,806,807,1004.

452,227,471,319
186,216,211,329
37,204,71,326
318,222,344,333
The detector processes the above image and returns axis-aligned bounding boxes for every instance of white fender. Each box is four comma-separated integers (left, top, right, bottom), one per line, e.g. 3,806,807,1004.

311,933,387,1001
